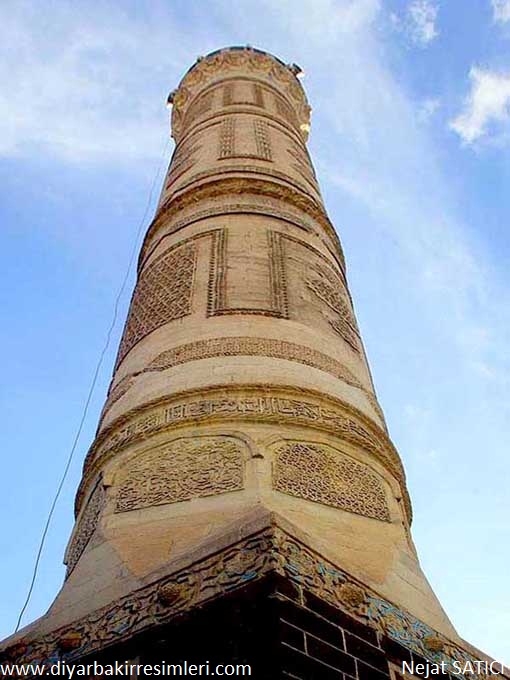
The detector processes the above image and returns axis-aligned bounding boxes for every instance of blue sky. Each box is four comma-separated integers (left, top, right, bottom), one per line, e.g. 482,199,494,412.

0,0,509,664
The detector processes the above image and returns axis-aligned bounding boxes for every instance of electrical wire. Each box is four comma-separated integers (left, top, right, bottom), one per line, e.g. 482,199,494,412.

14,135,171,634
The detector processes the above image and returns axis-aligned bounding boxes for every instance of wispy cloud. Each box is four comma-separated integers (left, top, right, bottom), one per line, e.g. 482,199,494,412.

290,4,508,394
1,0,506,386
0,3,199,163
391,0,439,47
408,0,439,45
492,0,510,23
417,97,441,121
450,67,510,144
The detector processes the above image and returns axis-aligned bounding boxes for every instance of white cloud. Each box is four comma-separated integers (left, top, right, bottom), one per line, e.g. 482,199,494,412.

391,0,439,47
297,4,509,401
417,97,441,121
0,3,203,163
408,0,439,45
492,0,510,23
450,67,510,143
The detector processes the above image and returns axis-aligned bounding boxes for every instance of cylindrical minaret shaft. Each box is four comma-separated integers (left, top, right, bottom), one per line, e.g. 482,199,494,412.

16,47,459,644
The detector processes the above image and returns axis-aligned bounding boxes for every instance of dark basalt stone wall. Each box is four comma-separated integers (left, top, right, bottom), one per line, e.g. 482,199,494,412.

72,576,453,680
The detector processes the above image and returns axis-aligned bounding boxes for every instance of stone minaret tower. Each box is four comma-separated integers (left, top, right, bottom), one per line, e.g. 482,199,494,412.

1,48,498,678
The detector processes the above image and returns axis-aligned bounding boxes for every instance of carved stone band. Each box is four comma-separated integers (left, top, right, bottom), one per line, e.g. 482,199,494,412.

78,385,410,521
6,527,485,675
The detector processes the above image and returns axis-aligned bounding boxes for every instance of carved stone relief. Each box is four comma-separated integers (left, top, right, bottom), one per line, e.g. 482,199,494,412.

171,49,311,141
152,177,343,264
9,528,486,676
218,117,235,158
142,336,363,394
115,241,197,366
79,385,409,521
115,437,245,512
218,115,273,161
183,90,214,127
184,163,311,197
306,264,361,352
253,120,272,160
273,442,390,521
165,139,201,188
64,479,105,576
139,201,344,275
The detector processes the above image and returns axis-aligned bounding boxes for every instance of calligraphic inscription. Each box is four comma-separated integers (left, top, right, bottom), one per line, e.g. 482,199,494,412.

87,393,402,493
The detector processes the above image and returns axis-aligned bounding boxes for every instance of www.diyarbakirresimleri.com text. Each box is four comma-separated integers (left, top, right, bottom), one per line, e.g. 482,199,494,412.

0,660,252,677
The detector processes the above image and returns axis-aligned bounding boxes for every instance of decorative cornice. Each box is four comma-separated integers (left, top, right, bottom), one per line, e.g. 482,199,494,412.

165,164,322,208
149,176,343,265
78,384,410,521
171,48,310,141
176,96,306,155
139,202,345,276
99,336,380,426
1,526,489,677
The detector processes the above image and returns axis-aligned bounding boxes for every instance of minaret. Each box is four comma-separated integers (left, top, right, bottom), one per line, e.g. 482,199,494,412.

1,47,500,678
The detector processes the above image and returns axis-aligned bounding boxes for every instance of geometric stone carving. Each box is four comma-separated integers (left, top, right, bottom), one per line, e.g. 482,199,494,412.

306,264,361,352
115,242,197,366
183,91,214,128
273,442,390,521
218,113,272,161
64,479,105,576
140,199,344,275
171,50,310,142
115,437,245,513
165,139,200,188
219,118,235,158
146,336,364,392
151,176,343,268
80,387,410,520
253,120,272,160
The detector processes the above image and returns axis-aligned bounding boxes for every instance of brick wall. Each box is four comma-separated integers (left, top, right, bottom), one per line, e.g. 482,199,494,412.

271,575,451,680
74,575,454,680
